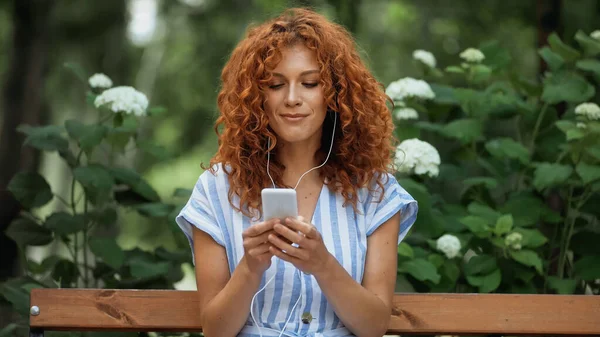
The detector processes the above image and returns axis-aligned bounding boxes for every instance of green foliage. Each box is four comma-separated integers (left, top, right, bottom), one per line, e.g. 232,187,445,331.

393,30,600,295
1,67,190,326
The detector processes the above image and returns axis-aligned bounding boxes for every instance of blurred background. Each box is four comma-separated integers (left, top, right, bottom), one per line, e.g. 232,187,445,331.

1,0,600,328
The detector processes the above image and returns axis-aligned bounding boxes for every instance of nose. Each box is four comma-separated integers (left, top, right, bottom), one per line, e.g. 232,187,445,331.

284,86,302,107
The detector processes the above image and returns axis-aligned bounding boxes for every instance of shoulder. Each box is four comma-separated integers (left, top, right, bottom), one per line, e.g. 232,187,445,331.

193,163,232,196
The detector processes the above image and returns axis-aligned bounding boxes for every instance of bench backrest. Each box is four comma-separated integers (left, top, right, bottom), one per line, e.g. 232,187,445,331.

29,289,600,335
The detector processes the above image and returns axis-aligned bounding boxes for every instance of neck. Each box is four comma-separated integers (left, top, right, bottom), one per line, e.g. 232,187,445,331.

277,140,323,188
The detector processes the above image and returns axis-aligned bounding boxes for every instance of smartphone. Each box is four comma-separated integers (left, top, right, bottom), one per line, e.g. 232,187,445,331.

261,188,298,221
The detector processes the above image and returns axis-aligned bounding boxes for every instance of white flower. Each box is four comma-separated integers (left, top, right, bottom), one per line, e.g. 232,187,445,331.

412,49,437,68
395,107,419,120
505,232,523,250
88,73,113,89
459,48,485,63
386,77,435,102
591,30,600,40
577,122,587,129
94,86,149,116
575,102,600,120
395,138,441,177
436,234,461,259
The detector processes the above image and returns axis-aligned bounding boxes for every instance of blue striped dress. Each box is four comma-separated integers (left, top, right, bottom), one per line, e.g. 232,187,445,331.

175,164,418,337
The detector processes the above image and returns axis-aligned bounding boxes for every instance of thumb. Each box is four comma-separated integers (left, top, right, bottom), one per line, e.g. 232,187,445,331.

297,215,305,222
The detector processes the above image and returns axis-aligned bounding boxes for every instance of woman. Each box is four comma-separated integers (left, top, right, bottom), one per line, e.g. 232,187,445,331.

175,8,418,337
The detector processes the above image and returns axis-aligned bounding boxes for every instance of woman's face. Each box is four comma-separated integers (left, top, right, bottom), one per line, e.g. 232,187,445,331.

264,43,327,147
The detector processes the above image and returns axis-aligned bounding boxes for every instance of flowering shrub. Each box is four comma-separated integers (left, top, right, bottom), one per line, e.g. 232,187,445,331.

1,67,190,323
391,30,600,295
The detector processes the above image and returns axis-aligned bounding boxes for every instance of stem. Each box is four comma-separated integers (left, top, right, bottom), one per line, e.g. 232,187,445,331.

558,187,574,279
70,149,85,284
83,194,90,288
529,102,550,153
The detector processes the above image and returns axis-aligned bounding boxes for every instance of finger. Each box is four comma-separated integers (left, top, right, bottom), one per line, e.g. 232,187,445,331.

243,218,280,237
248,243,272,256
273,223,304,245
244,229,275,248
284,217,319,239
268,233,307,260
269,246,299,264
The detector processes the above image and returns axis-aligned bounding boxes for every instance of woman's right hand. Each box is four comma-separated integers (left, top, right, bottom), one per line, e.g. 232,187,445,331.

241,218,281,275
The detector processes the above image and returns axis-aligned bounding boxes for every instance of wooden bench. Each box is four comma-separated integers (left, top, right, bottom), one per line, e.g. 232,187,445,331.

29,289,600,336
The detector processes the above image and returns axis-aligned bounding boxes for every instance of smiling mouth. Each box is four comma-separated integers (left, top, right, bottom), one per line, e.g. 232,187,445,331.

281,114,308,121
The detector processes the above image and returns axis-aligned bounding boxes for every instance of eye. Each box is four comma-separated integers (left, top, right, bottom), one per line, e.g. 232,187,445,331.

269,84,284,90
303,83,319,88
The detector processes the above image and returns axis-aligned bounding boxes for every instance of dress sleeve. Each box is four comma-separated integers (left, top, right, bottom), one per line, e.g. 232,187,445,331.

365,173,418,244
175,172,225,264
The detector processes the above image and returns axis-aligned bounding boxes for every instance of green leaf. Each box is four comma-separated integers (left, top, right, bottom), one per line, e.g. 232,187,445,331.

532,163,573,191
510,250,543,274
575,30,600,56
442,260,460,282
445,66,464,74
548,32,581,61
65,120,108,154
129,259,170,279
6,217,53,247
500,192,560,226
16,124,69,152
398,258,441,284
471,64,492,83
0,323,18,337
555,120,576,134
397,242,414,258
430,83,459,105
566,128,585,141
542,71,595,104
547,276,577,294
51,259,79,287
494,214,513,236
573,255,600,280
513,228,548,248
464,254,498,276
575,162,600,184
485,138,530,164
44,212,86,236
134,203,174,218
460,215,491,238
467,202,501,223
0,283,30,316
7,172,53,209
111,167,160,202
73,164,115,203
576,59,600,77
427,254,444,268
462,177,498,190
89,237,125,269
88,207,118,227
466,268,501,293
442,118,482,144
538,46,565,71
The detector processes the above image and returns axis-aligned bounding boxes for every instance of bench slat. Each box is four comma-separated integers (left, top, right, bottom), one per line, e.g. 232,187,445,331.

29,289,600,335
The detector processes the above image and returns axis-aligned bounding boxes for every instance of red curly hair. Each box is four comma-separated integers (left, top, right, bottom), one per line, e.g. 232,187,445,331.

207,7,396,219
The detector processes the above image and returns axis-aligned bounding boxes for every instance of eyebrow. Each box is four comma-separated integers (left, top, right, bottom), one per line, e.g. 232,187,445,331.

272,70,320,77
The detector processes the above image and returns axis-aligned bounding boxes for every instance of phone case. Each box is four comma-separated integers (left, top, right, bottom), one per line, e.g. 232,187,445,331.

261,188,298,221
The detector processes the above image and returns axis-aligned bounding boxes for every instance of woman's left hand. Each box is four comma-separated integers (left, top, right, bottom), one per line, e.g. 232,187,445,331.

267,216,334,276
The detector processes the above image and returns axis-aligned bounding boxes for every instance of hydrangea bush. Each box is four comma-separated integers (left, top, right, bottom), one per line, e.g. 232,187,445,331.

1,66,192,329
391,30,600,295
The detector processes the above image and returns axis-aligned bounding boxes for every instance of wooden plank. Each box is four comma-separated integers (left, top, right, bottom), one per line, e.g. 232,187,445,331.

389,293,600,335
30,289,600,335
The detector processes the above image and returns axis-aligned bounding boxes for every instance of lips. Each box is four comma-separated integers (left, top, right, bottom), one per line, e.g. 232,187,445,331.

281,114,308,122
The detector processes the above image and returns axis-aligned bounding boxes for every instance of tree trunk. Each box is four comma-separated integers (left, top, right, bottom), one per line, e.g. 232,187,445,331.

0,0,53,285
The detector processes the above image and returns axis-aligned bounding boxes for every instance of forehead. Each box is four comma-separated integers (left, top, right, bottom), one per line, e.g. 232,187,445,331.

272,44,319,74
